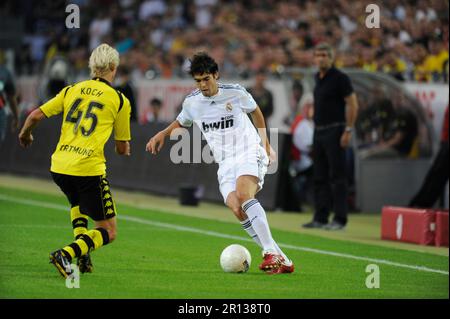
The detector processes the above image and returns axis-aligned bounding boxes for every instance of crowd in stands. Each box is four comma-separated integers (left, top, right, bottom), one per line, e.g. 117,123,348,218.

2,0,449,82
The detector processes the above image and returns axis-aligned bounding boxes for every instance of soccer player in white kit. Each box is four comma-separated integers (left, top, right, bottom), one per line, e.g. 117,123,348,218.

146,53,294,274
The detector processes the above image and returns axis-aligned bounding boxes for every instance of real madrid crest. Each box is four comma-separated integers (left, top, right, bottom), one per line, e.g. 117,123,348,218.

226,103,233,111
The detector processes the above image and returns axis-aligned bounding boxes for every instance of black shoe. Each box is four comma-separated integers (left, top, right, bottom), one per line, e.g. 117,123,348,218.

302,221,327,229
77,253,93,273
49,250,73,278
324,221,346,231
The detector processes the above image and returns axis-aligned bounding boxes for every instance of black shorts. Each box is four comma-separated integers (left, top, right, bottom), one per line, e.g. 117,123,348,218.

51,172,117,221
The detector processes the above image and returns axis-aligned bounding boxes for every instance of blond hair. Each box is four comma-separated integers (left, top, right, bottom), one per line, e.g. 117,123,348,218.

88,44,119,77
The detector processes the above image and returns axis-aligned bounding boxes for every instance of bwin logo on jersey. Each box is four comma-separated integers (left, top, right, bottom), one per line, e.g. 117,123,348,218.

202,116,234,132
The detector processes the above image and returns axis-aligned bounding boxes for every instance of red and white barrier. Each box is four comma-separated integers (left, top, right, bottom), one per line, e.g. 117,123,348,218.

435,210,449,247
381,206,436,245
381,206,449,247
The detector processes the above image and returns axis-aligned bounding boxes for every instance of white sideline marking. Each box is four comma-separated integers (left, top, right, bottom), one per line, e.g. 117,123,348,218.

0,193,448,276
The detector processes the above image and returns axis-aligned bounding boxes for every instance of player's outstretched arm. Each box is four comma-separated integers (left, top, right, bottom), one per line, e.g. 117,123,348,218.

145,120,182,155
18,108,46,148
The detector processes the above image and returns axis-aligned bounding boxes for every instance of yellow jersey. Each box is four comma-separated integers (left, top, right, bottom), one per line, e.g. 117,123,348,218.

40,77,131,176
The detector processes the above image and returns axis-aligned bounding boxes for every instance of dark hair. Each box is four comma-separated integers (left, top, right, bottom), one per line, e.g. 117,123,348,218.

120,65,131,76
150,97,162,107
189,52,219,76
314,42,334,60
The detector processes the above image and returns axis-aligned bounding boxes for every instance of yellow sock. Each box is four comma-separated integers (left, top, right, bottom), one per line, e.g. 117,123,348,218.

62,228,110,260
70,206,88,239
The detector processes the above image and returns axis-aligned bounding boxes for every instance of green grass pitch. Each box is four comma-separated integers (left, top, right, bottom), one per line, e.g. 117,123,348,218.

0,186,448,299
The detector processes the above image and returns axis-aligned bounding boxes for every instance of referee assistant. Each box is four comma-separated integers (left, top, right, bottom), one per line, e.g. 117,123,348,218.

302,43,359,230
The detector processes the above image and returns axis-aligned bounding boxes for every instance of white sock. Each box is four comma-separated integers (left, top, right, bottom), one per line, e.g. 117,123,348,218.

256,211,292,265
241,218,292,265
240,218,262,248
241,199,277,254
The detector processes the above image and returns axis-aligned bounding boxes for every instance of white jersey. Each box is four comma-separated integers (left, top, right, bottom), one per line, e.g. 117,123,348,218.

176,83,264,163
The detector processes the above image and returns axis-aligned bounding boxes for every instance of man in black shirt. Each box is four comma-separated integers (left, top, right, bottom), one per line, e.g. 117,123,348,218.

389,108,418,156
247,69,274,122
115,66,137,122
303,43,359,230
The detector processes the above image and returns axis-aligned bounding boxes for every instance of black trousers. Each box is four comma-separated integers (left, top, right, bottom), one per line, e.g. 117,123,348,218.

409,142,449,208
313,126,348,225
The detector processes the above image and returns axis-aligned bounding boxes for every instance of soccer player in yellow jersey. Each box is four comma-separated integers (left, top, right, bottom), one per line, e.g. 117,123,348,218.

18,44,131,278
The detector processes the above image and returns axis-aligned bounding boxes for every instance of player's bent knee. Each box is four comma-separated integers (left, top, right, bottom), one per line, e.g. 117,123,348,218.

108,232,116,243
236,190,252,205
107,227,117,243
95,219,117,243
230,206,245,220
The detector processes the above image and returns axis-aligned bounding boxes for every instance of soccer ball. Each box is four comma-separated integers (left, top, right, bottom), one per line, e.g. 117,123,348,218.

220,244,251,273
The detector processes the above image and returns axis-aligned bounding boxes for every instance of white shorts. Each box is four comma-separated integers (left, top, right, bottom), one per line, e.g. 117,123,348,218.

217,146,269,203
